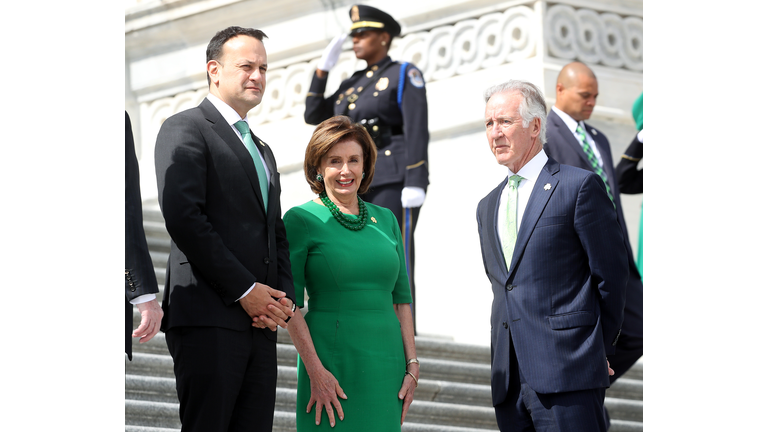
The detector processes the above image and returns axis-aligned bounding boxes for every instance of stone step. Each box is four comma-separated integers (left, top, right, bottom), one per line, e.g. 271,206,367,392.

609,419,644,432
149,250,168,269
606,377,643,401
604,397,643,423
142,219,169,240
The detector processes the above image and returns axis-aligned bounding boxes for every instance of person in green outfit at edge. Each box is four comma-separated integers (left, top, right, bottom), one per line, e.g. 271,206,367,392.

282,115,419,430
616,93,643,280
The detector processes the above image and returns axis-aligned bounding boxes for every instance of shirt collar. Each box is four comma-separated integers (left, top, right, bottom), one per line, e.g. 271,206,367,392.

552,105,584,134
507,149,548,182
206,93,247,127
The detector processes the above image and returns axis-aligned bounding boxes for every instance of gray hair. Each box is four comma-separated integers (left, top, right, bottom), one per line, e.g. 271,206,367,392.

483,80,547,145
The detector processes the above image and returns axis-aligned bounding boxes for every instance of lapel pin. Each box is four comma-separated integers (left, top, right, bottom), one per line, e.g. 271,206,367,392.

371,217,377,223
544,183,552,190
591,128,597,135
259,140,266,147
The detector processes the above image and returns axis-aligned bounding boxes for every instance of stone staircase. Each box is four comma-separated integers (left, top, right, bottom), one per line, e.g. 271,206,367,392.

126,204,643,431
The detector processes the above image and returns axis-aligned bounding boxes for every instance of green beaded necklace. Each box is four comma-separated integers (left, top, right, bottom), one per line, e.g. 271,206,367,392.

319,191,368,231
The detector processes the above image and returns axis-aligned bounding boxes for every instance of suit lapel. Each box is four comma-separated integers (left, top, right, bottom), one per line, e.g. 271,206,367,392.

549,111,592,168
200,99,268,214
507,159,561,276
588,125,617,187
488,178,510,273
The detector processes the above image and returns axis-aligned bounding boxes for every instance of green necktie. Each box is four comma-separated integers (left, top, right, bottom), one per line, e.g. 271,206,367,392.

234,120,269,209
575,124,614,205
502,175,524,270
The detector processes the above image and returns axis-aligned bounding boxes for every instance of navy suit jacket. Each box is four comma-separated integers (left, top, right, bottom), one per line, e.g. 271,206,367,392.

154,98,295,340
544,111,643,384
543,110,641,283
476,157,627,405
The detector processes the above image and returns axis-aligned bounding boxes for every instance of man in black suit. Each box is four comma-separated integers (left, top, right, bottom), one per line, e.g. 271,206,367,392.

543,62,643,385
126,111,163,360
154,27,295,432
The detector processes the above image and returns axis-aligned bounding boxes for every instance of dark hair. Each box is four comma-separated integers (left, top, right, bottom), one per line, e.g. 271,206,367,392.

304,116,377,195
206,26,268,85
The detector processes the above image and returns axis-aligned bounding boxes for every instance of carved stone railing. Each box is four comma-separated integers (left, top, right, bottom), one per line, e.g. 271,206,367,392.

140,2,641,131
544,3,642,71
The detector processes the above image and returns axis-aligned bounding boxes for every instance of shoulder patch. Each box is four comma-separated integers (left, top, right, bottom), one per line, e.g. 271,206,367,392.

407,68,425,88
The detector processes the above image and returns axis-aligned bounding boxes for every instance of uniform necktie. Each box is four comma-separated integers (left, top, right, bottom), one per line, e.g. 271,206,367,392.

234,120,269,209
502,175,524,270
575,124,614,205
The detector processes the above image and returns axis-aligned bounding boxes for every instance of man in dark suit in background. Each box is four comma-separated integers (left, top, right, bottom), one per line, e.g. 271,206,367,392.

544,62,643,385
125,111,163,360
154,26,295,432
476,80,627,431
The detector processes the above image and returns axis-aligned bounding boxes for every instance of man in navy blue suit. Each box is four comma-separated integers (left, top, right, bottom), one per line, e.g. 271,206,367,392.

544,62,643,386
476,80,628,431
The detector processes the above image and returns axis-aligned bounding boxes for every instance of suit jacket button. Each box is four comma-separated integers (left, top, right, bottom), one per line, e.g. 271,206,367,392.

506,284,514,291
263,258,270,264
503,322,508,329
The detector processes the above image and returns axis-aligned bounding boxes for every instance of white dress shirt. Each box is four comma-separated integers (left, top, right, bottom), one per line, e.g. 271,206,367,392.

551,106,603,167
206,93,269,300
497,150,549,246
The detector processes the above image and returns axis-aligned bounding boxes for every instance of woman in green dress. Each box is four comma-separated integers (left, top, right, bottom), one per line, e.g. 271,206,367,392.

284,115,419,430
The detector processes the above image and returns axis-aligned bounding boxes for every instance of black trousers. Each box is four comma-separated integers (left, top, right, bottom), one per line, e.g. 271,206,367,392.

362,182,420,333
165,326,277,432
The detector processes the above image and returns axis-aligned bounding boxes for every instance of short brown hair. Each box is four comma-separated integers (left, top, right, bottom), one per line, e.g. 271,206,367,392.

304,116,377,195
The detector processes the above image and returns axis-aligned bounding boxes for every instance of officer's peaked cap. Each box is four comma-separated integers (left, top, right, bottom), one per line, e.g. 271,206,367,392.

349,5,401,38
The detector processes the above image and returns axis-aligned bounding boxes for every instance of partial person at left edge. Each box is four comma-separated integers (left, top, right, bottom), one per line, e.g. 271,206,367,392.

154,26,295,432
125,111,163,361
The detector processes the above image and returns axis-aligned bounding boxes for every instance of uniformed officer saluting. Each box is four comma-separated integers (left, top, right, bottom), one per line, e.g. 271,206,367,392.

304,5,429,333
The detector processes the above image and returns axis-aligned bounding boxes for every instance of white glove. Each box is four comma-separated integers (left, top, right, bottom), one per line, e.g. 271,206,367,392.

401,187,426,208
636,129,643,143
317,33,347,72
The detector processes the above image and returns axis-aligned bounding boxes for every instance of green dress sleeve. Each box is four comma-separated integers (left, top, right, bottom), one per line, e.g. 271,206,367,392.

387,208,413,305
284,208,309,308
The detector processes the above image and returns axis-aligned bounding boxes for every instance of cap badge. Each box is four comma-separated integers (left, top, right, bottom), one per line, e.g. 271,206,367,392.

351,5,360,22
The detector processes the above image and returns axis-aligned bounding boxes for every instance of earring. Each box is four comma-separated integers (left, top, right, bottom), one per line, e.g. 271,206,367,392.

362,172,366,179
381,40,386,46
316,174,323,181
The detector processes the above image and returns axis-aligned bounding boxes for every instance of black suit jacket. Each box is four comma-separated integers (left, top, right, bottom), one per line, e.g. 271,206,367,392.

544,110,643,382
125,111,159,360
154,98,294,340
477,158,627,404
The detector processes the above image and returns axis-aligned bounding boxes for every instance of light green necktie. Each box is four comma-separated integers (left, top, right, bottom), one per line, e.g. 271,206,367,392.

502,175,524,270
575,124,614,205
234,120,269,209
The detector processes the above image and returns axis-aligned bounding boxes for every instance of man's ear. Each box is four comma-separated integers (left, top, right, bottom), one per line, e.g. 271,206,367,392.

207,60,220,86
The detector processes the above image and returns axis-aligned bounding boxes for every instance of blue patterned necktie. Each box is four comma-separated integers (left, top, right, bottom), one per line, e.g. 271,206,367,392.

575,124,614,205
502,175,524,269
234,120,269,209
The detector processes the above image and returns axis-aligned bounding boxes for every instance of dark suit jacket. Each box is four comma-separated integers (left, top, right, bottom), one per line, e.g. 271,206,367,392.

544,111,643,383
476,157,627,405
543,110,640,280
154,98,294,341
125,111,159,360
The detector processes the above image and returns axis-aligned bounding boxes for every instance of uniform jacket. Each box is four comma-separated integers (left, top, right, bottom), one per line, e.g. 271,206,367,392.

125,111,159,360
154,98,295,341
476,157,627,404
304,56,429,190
